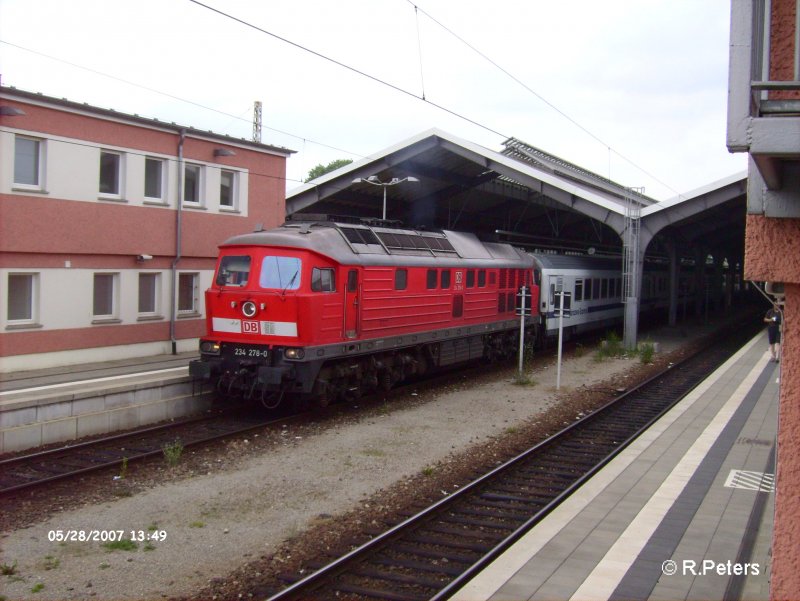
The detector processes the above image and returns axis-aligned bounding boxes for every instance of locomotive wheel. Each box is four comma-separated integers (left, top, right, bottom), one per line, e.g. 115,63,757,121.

379,370,393,392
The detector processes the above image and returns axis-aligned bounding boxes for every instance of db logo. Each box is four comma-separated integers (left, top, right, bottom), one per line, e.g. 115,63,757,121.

242,320,260,333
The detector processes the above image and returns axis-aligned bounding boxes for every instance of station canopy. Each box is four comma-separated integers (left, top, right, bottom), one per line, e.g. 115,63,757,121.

286,129,747,265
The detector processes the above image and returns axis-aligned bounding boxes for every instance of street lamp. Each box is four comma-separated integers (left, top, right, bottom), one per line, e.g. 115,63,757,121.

352,175,419,220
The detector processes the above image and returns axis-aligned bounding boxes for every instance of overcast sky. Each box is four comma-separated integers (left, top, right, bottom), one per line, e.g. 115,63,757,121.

0,0,745,200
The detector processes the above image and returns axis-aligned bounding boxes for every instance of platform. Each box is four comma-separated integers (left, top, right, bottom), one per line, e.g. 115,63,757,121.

453,331,777,601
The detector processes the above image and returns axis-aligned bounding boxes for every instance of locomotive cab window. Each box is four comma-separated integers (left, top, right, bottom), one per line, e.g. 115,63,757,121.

478,270,486,287
216,255,251,287
259,256,301,290
311,268,335,292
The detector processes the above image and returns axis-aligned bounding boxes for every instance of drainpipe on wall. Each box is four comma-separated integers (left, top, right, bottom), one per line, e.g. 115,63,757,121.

169,129,186,355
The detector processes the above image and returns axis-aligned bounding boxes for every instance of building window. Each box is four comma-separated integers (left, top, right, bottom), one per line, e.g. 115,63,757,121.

144,157,164,200
14,136,42,187
178,273,199,313
220,170,236,208
99,151,121,195
93,273,118,318
138,273,160,314
7,273,37,323
184,164,202,204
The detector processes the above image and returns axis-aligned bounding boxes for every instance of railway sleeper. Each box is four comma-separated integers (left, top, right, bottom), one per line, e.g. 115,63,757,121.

442,514,519,531
481,491,550,505
425,524,507,541
408,533,493,553
456,505,531,522
391,543,479,565
486,483,563,499
333,581,428,601
373,556,466,576
351,566,445,590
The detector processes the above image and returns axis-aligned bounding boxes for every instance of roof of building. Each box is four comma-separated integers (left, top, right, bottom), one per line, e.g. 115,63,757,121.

0,85,295,157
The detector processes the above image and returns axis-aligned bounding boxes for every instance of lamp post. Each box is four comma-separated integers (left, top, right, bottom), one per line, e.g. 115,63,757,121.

352,175,419,220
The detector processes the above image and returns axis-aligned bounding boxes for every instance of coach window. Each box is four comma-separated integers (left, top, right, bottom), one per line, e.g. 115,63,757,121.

260,256,301,290
311,267,336,292
575,279,583,302
466,270,475,288
395,269,408,291
426,269,437,289
441,269,451,289
593,278,601,300
478,270,486,287
601,278,609,298
216,255,251,287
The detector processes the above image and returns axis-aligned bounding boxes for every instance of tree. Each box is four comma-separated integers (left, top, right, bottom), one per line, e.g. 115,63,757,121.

305,159,353,182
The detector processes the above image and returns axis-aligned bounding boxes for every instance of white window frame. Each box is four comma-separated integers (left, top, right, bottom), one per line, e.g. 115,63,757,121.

183,163,203,205
99,150,124,199
13,135,45,191
177,272,200,315
6,272,39,327
219,169,238,210
137,272,162,318
92,272,120,322
144,156,166,202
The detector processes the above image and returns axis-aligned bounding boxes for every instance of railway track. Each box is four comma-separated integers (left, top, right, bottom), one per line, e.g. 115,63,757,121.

266,322,759,601
0,409,287,495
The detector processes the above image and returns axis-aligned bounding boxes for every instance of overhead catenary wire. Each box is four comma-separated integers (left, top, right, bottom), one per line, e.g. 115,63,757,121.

405,0,684,198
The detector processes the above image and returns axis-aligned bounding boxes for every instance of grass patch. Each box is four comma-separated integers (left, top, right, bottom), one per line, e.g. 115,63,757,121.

1,560,17,576
102,539,138,552
361,447,386,458
421,466,435,477
638,341,655,364
189,521,206,529
30,583,45,594
162,440,184,467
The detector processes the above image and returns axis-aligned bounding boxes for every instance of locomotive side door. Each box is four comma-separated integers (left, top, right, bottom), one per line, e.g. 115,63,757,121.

344,269,360,338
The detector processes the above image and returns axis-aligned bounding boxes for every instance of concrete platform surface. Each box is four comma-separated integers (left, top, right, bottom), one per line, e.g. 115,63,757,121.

453,331,777,601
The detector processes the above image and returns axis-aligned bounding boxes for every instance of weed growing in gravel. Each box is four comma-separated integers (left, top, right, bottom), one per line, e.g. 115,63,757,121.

102,540,138,552
162,440,184,467
118,456,128,479
30,583,44,593
361,447,386,458
512,373,537,386
189,521,206,528
42,555,59,570
422,466,435,476
99,562,110,569
595,331,627,361
638,341,655,364
143,541,156,552
1,560,17,575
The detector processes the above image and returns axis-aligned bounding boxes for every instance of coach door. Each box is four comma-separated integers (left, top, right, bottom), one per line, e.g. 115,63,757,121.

344,269,360,338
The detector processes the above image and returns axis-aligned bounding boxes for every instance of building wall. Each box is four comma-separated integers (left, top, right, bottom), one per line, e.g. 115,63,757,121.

770,0,800,99
744,217,800,600
0,93,289,371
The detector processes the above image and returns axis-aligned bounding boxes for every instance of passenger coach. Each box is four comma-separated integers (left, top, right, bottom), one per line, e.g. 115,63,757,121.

191,216,539,407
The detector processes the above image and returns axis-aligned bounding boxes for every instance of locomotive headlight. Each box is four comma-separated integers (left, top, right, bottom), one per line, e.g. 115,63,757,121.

242,301,258,318
284,347,305,360
200,341,221,355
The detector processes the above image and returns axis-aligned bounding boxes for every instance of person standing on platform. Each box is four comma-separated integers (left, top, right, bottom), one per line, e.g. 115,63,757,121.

764,302,783,362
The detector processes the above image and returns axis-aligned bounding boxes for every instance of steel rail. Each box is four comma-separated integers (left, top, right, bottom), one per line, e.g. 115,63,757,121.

266,319,758,600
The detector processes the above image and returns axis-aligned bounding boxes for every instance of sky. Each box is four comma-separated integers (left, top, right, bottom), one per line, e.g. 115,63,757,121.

0,0,746,200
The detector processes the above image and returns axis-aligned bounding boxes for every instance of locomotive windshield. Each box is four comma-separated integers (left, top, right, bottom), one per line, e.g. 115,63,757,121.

216,255,251,287
260,256,302,290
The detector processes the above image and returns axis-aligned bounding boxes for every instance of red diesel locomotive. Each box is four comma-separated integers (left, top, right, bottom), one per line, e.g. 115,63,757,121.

190,216,540,407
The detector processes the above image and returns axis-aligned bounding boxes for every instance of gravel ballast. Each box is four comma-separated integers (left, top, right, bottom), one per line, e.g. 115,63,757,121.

1,324,713,600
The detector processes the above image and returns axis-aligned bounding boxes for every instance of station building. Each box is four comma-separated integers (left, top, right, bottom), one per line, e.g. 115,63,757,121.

727,0,800,597
0,87,293,372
